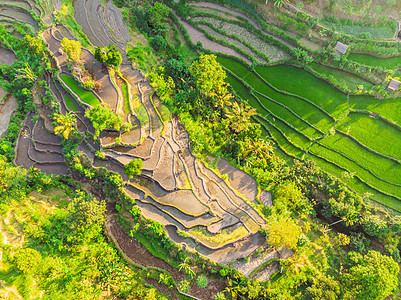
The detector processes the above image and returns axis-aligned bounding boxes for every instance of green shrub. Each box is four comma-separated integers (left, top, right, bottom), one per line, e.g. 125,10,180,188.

130,206,141,221
178,280,190,293
124,158,143,178
196,275,208,288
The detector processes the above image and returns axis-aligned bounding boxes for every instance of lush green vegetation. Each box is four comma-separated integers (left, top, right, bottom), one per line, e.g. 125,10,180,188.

94,43,123,67
0,160,166,299
60,74,100,107
217,55,401,209
2,0,401,298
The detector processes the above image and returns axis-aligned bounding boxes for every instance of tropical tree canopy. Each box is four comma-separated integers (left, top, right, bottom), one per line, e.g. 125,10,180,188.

61,37,82,62
342,250,399,300
190,54,227,96
85,103,123,138
266,218,301,249
54,112,77,140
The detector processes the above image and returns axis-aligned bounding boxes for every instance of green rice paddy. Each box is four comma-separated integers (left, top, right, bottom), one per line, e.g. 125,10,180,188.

60,74,99,107
348,53,401,69
122,84,130,114
218,55,401,210
64,94,82,112
308,63,374,91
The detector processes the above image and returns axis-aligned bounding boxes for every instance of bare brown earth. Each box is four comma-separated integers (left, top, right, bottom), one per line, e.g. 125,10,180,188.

14,112,68,176
0,47,16,66
0,94,18,137
217,158,258,205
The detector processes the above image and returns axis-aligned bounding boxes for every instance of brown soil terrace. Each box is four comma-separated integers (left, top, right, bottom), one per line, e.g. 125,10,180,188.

0,0,286,294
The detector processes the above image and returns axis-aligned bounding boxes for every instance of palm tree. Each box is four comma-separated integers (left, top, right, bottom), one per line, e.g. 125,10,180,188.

177,258,195,278
209,83,233,108
241,138,274,162
15,63,37,82
225,102,257,134
54,112,77,140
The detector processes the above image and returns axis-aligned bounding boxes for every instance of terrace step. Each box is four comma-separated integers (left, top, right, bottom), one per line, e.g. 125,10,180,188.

199,161,266,227
152,142,177,191
133,191,220,229
126,182,209,217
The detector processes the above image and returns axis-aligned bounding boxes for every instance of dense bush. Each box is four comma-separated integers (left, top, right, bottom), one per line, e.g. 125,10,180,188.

94,43,123,66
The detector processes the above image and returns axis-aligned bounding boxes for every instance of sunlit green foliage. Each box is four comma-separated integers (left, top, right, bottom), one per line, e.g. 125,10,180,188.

124,158,143,178
343,250,399,299
61,37,82,62
94,43,122,67
54,112,77,140
85,103,123,138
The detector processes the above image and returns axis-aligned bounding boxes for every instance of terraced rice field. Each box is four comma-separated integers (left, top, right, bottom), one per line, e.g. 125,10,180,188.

217,55,401,210
0,94,18,137
173,2,292,65
308,63,374,90
348,53,401,69
60,74,100,107
321,19,397,39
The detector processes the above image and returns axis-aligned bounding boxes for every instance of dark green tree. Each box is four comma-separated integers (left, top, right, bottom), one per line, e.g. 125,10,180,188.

94,44,122,67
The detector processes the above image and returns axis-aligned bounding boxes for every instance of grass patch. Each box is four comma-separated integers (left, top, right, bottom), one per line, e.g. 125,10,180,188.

189,225,248,247
158,104,171,123
64,94,82,112
220,55,401,210
321,19,396,39
305,152,401,211
311,141,401,199
320,134,401,187
60,74,99,107
256,116,306,159
309,63,374,91
122,84,130,114
348,53,401,69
